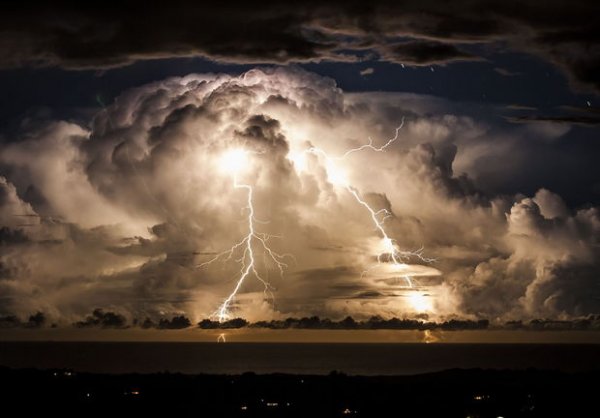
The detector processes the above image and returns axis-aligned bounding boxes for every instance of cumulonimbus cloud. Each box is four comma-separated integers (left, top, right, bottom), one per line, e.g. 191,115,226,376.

0,67,598,325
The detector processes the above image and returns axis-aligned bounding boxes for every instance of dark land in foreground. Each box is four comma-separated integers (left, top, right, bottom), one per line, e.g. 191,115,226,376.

1,367,597,417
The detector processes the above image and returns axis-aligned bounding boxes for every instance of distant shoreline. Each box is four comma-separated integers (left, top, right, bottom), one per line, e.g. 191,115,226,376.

2,328,600,344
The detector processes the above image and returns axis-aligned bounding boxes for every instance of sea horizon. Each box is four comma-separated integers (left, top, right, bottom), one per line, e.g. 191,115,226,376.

2,341,599,375
2,328,600,344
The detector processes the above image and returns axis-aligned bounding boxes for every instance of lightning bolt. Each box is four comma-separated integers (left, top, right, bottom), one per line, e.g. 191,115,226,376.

299,117,435,287
338,119,405,159
197,149,291,322
202,119,434,321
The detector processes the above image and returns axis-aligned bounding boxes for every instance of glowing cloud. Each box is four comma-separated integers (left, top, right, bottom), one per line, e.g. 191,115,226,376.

219,148,250,175
407,291,433,313
294,118,436,292
200,148,291,321
1,67,597,325
206,118,436,320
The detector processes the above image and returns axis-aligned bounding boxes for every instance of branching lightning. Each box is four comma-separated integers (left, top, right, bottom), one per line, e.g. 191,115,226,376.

202,119,435,321
298,117,435,288
336,119,406,159
197,149,291,322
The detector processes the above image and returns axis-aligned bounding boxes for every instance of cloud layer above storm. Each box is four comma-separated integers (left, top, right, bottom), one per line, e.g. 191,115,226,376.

1,0,599,93
0,67,598,325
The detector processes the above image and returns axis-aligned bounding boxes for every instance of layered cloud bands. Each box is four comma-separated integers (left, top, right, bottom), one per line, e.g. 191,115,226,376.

1,1,599,93
0,68,598,324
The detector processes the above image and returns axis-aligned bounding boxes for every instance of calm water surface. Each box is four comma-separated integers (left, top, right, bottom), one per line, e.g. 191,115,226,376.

1,342,599,375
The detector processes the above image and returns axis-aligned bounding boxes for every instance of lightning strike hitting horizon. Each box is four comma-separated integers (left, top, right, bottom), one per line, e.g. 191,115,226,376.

297,118,435,288
201,120,435,321
197,149,291,322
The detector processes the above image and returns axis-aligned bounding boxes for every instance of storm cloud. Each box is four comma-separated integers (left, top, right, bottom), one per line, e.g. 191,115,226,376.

0,67,598,325
0,1,599,92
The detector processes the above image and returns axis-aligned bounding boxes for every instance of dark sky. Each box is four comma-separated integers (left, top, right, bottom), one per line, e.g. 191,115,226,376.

0,0,599,329
1,45,598,207
1,1,599,206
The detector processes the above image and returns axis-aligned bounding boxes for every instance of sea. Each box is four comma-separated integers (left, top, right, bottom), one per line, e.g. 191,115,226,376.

1,342,599,375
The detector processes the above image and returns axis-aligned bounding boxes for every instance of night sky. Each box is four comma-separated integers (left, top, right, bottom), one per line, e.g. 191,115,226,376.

0,1,599,336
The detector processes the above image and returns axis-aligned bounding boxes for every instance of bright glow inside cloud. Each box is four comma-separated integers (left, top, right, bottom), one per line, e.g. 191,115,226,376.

407,292,433,313
209,116,436,320
219,148,250,175
0,67,598,326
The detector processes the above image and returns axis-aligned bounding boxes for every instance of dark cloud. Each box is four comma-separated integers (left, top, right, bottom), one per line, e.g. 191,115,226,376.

494,68,521,77
209,315,600,330
74,309,128,329
379,41,479,66
0,1,599,92
505,105,600,126
506,115,600,126
533,27,600,93
561,105,600,115
0,315,20,328
157,315,192,329
0,227,29,245
197,315,492,330
0,1,332,69
198,318,248,329
0,312,46,328
351,290,385,299
25,312,46,328
504,104,538,111
136,315,193,329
